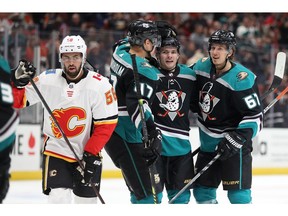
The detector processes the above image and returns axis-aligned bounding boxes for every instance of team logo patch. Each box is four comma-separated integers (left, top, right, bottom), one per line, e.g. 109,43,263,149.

199,82,219,121
155,79,185,121
236,72,248,81
141,62,152,68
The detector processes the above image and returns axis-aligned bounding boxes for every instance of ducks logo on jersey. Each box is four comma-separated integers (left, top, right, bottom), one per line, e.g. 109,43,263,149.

155,79,185,121
236,72,248,81
199,82,220,121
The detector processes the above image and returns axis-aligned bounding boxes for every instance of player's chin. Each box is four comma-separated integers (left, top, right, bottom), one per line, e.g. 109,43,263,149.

66,71,78,78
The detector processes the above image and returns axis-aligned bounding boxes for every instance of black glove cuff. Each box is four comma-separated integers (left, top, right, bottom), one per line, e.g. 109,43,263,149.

224,132,245,149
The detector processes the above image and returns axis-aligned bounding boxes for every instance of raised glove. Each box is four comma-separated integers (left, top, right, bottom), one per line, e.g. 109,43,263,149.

11,59,36,87
217,131,246,161
156,20,178,38
82,151,102,183
143,129,162,166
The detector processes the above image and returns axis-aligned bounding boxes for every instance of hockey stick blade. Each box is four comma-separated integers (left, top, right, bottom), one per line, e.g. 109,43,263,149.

261,52,286,100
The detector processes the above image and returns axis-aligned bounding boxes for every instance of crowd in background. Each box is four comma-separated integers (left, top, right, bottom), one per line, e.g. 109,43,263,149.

1,12,288,127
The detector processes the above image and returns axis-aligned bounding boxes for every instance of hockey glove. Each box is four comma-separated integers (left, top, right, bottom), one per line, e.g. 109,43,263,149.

11,59,36,87
82,151,102,184
143,129,162,166
217,131,246,161
156,20,178,38
147,57,159,68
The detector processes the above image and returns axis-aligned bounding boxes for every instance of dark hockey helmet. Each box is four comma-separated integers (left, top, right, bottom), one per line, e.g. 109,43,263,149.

158,36,181,52
208,29,236,49
127,20,161,47
208,29,236,59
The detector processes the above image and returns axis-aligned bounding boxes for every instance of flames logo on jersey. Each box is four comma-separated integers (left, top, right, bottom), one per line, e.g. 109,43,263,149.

50,107,86,138
199,82,219,121
155,79,185,121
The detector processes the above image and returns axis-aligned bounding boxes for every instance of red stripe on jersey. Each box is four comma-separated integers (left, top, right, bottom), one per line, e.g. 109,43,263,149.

84,121,117,155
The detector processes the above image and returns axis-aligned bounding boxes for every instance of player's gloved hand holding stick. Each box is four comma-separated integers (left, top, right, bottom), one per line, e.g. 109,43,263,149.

143,129,162,166
13,59,106,203
82,151,102,184
11,59,36,87
216,131,246,161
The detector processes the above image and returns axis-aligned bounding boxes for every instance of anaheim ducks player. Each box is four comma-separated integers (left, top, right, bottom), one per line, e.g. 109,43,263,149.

152,22,199,204
190,30,263,204
11,35,118,204
105,20,163,204
0,56,19,204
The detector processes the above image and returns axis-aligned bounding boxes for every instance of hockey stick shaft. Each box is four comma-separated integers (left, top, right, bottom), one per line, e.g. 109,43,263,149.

263,85,288,113
29,77,105,204
171,84,288,203
169,153,221,204
131,54,159,204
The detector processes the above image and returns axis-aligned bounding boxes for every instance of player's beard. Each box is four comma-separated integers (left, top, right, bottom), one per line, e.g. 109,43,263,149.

64,65,83,81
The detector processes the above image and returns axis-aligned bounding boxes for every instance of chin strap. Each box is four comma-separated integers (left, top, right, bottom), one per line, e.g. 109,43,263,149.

216,56,229,71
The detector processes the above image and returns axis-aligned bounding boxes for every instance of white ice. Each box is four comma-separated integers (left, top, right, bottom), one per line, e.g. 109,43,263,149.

1,175,288,215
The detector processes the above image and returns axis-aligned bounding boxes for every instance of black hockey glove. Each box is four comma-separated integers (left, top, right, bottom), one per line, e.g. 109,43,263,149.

11,59,36,87
147,57,159,68
217,131,246,161
82,151,102,184
156,20,178,38
143,129,162,166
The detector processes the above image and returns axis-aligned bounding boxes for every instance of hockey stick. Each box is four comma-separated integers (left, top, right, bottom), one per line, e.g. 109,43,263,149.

131,54,159,204
263,85,288,113
191,52,286,158
28,77,105,204
169,84,288,204
169,152,221,204
260,52,286,100
84,59,100,73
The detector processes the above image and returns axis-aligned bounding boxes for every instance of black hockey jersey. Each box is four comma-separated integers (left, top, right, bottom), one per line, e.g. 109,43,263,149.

0,57,19,151
192,57,263,152
151,64,198,156
110,39,159,143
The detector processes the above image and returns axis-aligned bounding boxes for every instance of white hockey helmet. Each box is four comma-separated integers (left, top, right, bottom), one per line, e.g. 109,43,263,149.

59,35,87,67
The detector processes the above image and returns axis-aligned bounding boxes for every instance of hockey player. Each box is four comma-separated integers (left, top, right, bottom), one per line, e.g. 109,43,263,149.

11,35,118,204
0,56,19,204
152,25,199,204
104,20,163,204
191,30,263,204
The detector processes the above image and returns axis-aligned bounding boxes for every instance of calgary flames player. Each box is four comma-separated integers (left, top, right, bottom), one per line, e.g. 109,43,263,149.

11,35,118,204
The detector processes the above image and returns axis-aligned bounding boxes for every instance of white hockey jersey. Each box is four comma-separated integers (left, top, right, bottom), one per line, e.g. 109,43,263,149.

14,69,118,162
